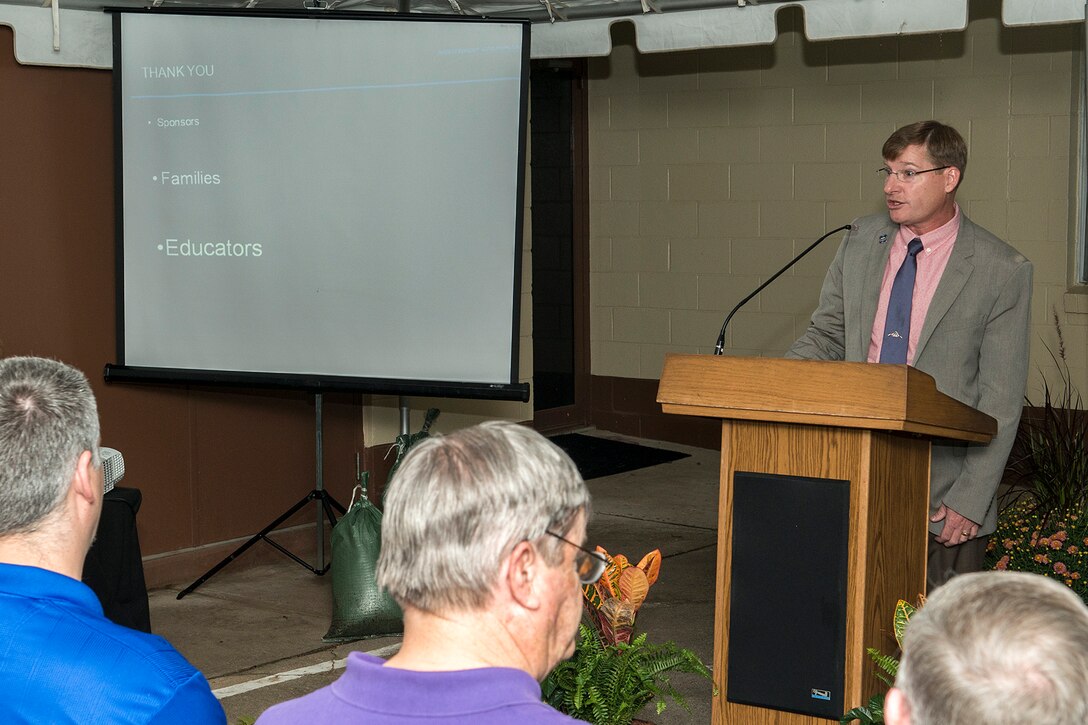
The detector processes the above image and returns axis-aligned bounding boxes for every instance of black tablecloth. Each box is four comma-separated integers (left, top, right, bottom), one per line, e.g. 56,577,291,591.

82,487,151,633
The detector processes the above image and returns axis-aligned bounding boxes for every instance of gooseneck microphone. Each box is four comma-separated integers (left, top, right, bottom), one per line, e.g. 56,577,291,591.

713,223,854,355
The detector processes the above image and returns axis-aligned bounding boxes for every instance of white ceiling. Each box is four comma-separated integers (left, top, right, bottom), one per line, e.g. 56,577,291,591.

0,0,1083,67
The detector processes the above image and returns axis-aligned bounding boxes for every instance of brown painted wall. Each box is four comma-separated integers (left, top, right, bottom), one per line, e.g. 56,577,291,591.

0,29,365,582
589,374,720,450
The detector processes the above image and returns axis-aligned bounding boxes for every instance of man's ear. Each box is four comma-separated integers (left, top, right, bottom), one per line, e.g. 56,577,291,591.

70,450,100,508
943,166,961,193
505,540,542,610
884,687,912,725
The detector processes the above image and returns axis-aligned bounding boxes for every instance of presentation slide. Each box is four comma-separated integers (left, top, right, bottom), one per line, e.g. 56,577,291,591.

115,12,527,392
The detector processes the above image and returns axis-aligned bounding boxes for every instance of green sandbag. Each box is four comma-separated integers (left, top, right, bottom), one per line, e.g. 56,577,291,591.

323,475,403,642
384,408,440,503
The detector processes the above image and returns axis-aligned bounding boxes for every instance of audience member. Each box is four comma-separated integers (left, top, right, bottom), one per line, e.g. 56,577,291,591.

0,356,225,724
257,420,600,724
885,571,1088,724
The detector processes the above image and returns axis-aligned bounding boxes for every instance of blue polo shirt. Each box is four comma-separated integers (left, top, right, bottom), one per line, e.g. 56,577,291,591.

0,562,225,724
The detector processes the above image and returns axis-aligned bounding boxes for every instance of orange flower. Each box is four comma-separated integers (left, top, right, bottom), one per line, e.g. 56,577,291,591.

1003,539,1015,550
1053,531,1068,542
996,555,1010,570
1038,537,1049,547
1068,545,1079,555
1051,539,1064,550
1035,553,1050,564
1054,562,1069,575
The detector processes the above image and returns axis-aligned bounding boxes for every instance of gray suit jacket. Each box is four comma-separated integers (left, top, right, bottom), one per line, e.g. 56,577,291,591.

787,213,1032,536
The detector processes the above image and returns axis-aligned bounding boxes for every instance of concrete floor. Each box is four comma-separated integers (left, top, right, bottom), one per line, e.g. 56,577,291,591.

148,431,721,724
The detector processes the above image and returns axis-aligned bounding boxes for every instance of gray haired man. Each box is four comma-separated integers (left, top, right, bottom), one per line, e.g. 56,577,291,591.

0,356,224,723
886,571,1088,724
257,420,600,724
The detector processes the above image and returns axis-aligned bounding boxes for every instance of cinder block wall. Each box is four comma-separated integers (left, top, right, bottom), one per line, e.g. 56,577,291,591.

587,1,1085,401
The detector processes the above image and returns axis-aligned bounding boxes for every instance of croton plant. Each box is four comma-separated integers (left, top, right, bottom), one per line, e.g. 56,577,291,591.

582,547,662,645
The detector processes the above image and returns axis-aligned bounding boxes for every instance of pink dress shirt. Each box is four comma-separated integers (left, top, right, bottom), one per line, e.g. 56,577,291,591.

867,206,961,364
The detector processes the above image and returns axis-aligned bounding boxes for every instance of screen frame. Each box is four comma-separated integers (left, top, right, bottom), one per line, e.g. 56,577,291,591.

107,7,530,402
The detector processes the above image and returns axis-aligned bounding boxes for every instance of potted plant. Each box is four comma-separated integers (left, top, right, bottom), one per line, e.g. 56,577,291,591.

840,599,918,725
542,623,712,725
986,314,1088,604
541,547,714,725
582,547,661,646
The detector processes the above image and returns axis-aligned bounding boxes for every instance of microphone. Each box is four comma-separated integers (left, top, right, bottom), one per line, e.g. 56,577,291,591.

100,447,126,494
713,223,854,355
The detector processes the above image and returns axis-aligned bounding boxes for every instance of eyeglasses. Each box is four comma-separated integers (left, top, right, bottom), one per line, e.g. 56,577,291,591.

545,531,608,585
877,165,950,183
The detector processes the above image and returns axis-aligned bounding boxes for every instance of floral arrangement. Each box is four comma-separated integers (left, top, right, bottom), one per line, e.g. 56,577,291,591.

987,312,1088,605
582,547,661,645
987,500,1088,600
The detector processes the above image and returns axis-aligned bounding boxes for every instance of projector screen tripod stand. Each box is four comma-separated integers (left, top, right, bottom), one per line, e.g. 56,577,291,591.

176,393,347,599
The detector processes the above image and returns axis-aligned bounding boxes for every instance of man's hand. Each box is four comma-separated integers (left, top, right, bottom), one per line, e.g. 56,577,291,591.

931,503,979,547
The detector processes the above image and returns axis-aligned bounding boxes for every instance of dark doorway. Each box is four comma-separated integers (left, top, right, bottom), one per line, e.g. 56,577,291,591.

530,61,589,431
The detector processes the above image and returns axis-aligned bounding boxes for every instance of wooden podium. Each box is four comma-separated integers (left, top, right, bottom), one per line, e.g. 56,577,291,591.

656,355,996,724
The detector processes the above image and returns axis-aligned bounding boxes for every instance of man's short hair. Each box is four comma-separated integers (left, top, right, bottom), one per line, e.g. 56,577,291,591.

0,357,101,536
883,120,968,183
377,420,589,613
895,571,1088,724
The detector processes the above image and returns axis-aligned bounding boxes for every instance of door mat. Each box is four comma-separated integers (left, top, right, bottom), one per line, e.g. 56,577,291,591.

548,433,690,481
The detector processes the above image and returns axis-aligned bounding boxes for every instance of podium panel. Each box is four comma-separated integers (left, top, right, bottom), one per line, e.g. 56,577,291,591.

656,354,995,725
727,471,850,719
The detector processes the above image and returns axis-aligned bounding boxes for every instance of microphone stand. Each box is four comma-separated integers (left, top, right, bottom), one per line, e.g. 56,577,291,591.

713,223,853,355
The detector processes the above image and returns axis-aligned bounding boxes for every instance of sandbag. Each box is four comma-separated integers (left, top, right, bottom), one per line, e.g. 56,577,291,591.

384,407,440,502
323,476,403,642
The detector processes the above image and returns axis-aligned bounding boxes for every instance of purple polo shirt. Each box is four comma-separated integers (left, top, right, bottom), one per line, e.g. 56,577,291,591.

255,652,588,724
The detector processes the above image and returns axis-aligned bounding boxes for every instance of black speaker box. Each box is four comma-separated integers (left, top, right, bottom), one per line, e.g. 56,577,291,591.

727,471,850,719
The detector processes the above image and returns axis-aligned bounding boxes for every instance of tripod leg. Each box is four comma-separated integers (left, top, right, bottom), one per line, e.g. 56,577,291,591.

318,491,348,527
176,394,351,599
176,492,314,600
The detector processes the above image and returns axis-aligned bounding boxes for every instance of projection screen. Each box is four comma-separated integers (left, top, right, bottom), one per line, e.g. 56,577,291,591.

107,9,530,401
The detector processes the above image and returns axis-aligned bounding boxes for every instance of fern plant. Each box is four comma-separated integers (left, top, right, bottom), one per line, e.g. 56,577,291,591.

541,623,713,725
840,599,918,725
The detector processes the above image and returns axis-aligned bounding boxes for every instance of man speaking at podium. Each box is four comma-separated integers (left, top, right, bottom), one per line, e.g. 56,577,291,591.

787,121,1032,589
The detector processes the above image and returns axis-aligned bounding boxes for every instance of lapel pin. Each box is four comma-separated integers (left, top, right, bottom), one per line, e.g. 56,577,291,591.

878,234,889,244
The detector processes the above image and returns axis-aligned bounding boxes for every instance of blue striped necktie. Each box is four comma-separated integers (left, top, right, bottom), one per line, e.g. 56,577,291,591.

879,237,924,364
